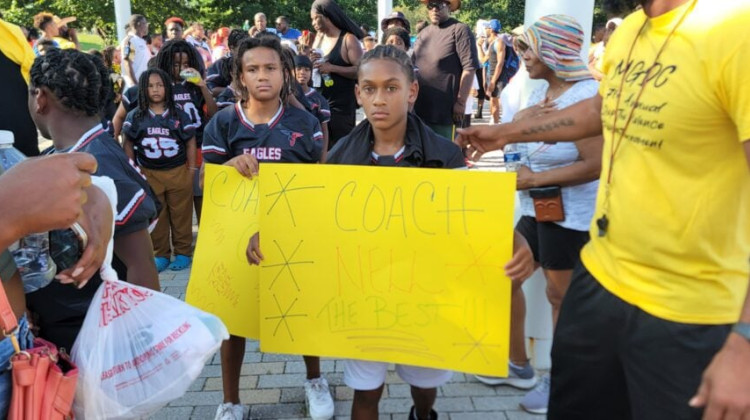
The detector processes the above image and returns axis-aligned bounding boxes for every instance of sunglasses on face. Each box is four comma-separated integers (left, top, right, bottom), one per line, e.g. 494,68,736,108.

427,2,447,10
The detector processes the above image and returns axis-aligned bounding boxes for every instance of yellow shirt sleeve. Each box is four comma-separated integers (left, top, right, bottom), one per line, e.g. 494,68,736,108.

714,26,750,141
0,19,35,84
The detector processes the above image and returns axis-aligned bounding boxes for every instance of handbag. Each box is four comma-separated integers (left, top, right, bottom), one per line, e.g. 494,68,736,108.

529,186,565,222
0,275,78,420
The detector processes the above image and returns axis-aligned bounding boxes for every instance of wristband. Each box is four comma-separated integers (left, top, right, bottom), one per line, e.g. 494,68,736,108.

732,322,750,342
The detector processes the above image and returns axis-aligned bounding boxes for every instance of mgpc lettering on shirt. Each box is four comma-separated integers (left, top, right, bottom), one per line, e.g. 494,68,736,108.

612,60,677,89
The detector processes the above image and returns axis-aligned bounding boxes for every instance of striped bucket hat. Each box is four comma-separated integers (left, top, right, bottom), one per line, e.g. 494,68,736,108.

520,14,591,81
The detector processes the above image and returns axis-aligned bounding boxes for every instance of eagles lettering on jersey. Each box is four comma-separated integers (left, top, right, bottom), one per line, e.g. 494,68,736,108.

122,108,197,169
121,82,206,143
202,101,323,164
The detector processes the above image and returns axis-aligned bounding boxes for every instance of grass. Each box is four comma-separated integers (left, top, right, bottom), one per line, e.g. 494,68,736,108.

77,32,105,51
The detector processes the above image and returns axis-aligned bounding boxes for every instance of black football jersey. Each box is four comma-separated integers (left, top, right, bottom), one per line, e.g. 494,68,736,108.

43,124,159,236
216,86,238,110
202,102,323,164
206,56,231,92
303,88,331,125
122,108,197,169
122,82,206,144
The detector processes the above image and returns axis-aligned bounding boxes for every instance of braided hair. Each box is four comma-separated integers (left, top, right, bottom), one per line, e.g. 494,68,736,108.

134,68,177,122
30,48,106,116
233,35,295,105
87,52,116,119
228,29,249,51
358,45,415,83
155,39,205,82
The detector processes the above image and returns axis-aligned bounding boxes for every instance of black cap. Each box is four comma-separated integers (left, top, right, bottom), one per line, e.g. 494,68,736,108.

294,54,313,69
380,11,411,33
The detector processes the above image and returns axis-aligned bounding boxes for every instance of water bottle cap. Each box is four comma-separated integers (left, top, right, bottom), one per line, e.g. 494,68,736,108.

0,130,14,146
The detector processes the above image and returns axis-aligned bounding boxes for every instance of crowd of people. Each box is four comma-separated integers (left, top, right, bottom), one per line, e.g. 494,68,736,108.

0,0,749,419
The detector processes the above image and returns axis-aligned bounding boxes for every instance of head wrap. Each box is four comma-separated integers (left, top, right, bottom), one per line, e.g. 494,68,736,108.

521,14,591,82
311,0,366,40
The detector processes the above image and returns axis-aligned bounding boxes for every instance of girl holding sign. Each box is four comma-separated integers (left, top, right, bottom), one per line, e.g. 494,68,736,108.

326,45,535,420
200,35,332,420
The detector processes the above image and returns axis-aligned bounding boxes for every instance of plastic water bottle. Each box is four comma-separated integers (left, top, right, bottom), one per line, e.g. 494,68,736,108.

312,67,322,88
179,69,201,85
503,144,522,172
0,130,25,171
322,72,333,88
0,130,57,292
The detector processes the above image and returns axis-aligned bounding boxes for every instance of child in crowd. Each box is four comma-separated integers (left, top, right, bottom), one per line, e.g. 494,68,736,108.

293,54,331,161
201,36,334,420
122,68,198,273
327,45,534,420
207,29,250,97
26,49,160,351
114,40,217,229
381,26,411,51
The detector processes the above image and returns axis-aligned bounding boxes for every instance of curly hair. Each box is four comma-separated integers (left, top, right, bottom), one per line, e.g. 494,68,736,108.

381,27,411,50
33,12,55,31
30,48,111,116
232,35,295,105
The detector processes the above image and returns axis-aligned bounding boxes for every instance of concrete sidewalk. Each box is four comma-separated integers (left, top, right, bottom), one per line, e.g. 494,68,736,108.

151,269,539,420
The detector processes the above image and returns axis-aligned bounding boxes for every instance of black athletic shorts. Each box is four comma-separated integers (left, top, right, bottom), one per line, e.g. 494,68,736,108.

515,215,589,270
549,264,732,420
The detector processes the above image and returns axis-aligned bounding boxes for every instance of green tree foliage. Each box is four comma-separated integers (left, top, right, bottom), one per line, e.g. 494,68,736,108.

1,0,634,45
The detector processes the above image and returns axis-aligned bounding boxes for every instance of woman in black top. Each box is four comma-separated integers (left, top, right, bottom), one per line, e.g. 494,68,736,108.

310,0,364,148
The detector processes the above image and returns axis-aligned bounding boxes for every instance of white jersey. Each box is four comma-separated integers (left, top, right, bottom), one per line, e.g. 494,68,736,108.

120,34,151,88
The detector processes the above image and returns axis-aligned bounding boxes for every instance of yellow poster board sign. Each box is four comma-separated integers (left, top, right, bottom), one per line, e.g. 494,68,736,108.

258,164,515,377
186,165,261,339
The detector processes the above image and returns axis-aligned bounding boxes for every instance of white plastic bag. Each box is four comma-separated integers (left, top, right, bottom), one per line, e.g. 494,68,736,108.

71,279,229,419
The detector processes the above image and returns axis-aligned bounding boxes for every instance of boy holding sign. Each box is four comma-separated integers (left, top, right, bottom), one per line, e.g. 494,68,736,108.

327,45,534,420
201,36,332,420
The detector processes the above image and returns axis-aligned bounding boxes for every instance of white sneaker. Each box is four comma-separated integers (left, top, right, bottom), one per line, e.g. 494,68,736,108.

474,362,537,390
304,377,334,420
214,402,245,420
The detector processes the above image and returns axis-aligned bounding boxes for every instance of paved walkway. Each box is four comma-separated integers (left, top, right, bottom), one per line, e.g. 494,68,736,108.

151,262,539,420
144,112,542,419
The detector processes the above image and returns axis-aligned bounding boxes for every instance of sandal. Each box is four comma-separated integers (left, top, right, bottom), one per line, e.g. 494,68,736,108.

154,257,170,273
168,255,192,271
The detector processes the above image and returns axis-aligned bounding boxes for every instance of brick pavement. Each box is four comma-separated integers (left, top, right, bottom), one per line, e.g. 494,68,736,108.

152,268,540,420
148,113,543,419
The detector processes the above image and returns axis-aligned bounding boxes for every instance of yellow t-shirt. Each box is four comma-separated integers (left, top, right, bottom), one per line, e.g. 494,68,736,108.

583,0,750,324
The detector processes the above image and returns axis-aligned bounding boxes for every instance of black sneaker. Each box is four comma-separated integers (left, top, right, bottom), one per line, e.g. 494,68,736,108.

408,406,438,420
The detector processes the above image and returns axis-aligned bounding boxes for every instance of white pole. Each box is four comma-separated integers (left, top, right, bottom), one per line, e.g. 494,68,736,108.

377,0,393,42
519,0,595,371
114,0,132,43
